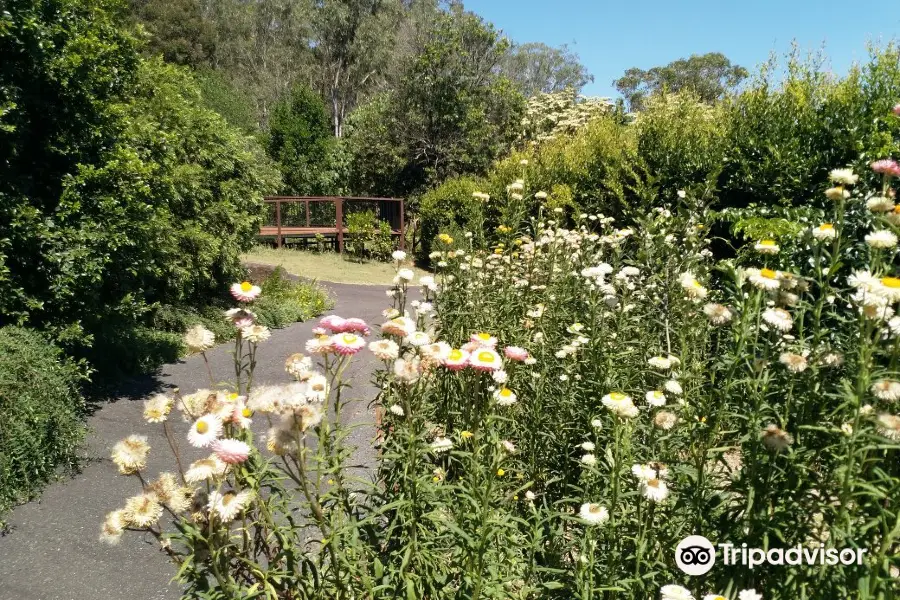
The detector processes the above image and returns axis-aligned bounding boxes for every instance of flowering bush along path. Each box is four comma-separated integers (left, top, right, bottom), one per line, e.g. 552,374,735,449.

0,282,392,600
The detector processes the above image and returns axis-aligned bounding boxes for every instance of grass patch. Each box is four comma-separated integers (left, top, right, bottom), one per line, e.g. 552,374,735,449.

243,246,429,285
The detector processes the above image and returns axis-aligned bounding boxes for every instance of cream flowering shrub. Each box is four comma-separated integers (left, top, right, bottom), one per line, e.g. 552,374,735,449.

101,105,900,600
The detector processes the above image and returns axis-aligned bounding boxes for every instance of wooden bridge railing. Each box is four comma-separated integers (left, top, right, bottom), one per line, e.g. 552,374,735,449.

259,196,405,253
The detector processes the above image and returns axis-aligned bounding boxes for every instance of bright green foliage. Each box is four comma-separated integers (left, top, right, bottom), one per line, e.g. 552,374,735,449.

0,327,86,519
346,10,525,198
344,210,393,262
634,92,728,201
0,0,280,377
419,176,488,258
422,46,900,260
252,267,333,328
266,83,343,195
194,68,259,132
341,95,408,196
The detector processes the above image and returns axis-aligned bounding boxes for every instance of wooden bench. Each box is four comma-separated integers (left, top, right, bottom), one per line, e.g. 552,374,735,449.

258,197,405,253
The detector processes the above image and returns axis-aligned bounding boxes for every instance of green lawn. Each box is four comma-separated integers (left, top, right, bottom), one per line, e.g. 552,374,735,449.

243,246,429,285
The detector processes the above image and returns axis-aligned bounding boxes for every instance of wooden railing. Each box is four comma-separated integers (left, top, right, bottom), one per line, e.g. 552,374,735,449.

259,196,405,253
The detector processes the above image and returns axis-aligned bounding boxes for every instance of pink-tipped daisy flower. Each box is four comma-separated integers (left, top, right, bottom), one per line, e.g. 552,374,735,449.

443,348,470,371
332,333,367,355
504,346,529,361
872,159,900,178
230,281,261,302
470,332,498,348
894,103,900,116
225,308,256,329
469,348,503,371
341,317,371,336
319,315,347,332
212,438,251,464
188,414,224,448
380,316,415,337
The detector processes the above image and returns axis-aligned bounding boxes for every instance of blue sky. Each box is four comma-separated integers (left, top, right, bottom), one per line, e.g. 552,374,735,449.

464,0,900,98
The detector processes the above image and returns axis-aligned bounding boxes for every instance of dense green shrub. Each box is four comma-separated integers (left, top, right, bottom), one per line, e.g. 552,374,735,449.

252,267,333,328
345,210,393,262
266,84,344,195
0,0,280,378
0,327,87,518
418,46,900,259
152,267,332,350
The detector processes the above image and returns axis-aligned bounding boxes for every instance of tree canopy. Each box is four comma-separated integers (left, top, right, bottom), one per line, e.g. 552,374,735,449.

614,52,748,111
501,42,593,97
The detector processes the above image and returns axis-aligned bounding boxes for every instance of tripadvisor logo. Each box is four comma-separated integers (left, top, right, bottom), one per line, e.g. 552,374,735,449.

675,535,868,575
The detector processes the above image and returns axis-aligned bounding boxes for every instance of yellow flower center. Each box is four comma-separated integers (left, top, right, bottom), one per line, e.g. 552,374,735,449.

449,349,463,361
196,421,209,434
652,391,663,399
609,392,626,401
477,351,495,363
882,277,900,289
820,223,834,230
588,504,602,514
477,333,492,340
760,268,777,279
760,239,776,246
461,430,473,439
242,408,252,418
240,281,252,292
342,334,358,344
499,388,511,397
496,468,505,477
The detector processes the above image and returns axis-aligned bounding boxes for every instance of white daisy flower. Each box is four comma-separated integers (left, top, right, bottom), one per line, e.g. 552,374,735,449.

871,379,900,401
867,195,895,213
187,414,223,448
664,380,683,395
829,168,858,185
430,437,453,453
645,390,667,407
648,356,672,369
703,303,733,325
494,387,518,406
748,267,780,291
208,489,252,522
660,584,694,600
812,223,836,241
640,478,669,502
601,392,639,418
578,503,609,525
754,239,779,254
779,352,808,373
866,230,898,249
762,308,793,332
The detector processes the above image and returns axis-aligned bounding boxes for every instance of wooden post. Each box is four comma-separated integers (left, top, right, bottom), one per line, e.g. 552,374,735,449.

335,197,344,254
399,198,405,250
276,200,282,248
305,199,310,227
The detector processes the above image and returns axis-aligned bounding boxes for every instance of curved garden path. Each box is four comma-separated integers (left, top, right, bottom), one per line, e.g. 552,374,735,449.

0,282,391,600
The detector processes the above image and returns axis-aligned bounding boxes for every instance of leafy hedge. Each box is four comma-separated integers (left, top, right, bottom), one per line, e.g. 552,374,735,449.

0,327,86,519
0,0,280,377
418,46,900,260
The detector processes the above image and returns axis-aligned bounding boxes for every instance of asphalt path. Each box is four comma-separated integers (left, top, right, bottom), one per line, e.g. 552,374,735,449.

0,281,392,600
